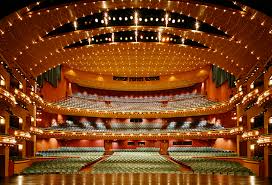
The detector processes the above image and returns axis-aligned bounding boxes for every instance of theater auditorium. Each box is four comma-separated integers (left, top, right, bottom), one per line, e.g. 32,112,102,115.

0,0,272,184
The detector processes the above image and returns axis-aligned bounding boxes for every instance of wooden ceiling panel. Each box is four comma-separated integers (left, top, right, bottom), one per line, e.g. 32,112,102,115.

0,0,271,86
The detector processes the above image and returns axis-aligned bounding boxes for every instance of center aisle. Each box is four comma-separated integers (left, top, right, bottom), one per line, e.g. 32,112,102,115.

91,150,181,174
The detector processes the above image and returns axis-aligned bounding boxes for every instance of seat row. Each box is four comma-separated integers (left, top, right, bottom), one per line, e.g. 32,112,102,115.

169,156,253,176
92,151,180,174
22,152,104,174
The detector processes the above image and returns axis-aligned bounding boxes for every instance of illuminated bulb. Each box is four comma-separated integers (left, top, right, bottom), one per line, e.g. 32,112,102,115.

73,21,78,30
112,32,114,42
134,12,138,26
195,21,200,30
165,13,169,27
104,12,108,25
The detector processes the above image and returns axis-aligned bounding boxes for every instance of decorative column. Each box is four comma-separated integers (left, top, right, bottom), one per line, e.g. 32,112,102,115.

263,66,272,177
264,109,271,177
4,146,10,176
236,103,243,156
32,105,37,157
21,116,27,158
4,112,10,176
104,140,113,155
246,115,252,159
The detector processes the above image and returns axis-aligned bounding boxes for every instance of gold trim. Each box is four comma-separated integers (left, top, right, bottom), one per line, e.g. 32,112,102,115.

256,88,272,107
0,86,17,107
241,89,259,107
14,130,32,140
0,135,16,146
257,135,272,146
33,127,239,140
64,66,210,91
14,89,32,104
241,130,260,141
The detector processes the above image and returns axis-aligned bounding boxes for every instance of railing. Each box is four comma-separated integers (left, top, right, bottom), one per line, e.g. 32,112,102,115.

256,88,272,107
14,89,31,104
28,92,244,118
0,134,16,146
257,135,272,146
241,89,259,106
0,86,17,107
30,126,241,140
13,130,31,140
242,130,260,140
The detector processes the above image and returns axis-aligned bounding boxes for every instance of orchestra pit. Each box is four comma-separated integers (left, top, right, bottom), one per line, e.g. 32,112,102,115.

0,0,272,184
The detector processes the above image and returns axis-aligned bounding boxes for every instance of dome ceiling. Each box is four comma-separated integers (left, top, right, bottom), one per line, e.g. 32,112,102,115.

0,0,271,84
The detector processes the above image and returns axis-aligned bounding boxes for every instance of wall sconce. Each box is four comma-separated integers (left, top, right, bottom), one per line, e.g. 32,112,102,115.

250,144,255,151
269,76,272,86
18,144,23,150
269,117,272,124
19,83,23,90
0,75,5,86
0,116,5,125
239,86,242,92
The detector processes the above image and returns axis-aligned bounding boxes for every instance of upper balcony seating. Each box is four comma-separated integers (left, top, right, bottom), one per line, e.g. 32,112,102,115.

53,93,218,112
42,119,224,134
110,122,163,130
36,147,105,157
168,147,236,157
73,92,203,102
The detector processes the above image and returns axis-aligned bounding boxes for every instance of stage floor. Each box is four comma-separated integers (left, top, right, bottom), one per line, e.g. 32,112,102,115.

1,173,272,185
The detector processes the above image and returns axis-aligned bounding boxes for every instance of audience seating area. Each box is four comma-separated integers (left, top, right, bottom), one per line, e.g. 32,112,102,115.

168,147,253,175
36,147,105,157
167,121,223,130
42,119,225,134
22,156,101,174
112,147,160,152
73,92,205,102
170,157,253,175
23,147,104,174
41,126,225,134
92,150,180,174
168,147,236,157
110,122,163,130
54,93,218,112
22,147,253,176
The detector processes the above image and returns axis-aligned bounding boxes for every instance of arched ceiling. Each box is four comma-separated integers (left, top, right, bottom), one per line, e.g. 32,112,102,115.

0,0,272,86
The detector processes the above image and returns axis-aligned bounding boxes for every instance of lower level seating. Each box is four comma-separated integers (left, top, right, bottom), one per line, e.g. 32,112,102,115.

92,151,180,174
22,152,104,174
169,157,253,176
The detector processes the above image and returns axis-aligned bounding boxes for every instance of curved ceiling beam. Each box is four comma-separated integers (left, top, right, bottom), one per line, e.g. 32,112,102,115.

29,0,243,13
43,8,228,38
64,30,209,49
